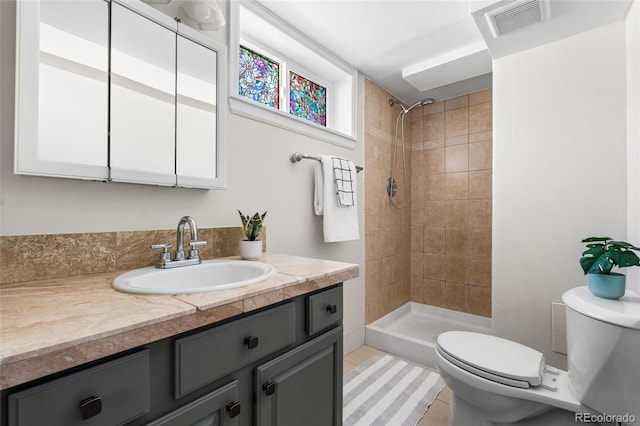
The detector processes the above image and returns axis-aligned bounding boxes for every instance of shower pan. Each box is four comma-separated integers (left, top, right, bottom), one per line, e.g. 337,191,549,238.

366,302,492,368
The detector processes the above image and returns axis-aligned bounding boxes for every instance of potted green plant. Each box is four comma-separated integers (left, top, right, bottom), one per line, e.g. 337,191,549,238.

580,237,640,299
238,210,267,260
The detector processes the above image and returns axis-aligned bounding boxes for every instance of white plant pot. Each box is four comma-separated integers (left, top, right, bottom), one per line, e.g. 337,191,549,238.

240,240,262,260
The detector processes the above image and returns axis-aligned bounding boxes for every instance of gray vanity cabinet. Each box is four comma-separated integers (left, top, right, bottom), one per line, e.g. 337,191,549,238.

1,285,343,426
255,326,343,426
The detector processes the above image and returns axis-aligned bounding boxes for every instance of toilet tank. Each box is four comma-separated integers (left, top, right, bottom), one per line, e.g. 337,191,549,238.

562,286,640,422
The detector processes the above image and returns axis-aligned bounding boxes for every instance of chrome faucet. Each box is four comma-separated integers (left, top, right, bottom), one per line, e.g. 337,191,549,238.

151,216,207,269
175,215,198,261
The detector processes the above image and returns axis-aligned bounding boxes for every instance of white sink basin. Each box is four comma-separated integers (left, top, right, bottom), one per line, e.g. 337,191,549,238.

113,260,277,295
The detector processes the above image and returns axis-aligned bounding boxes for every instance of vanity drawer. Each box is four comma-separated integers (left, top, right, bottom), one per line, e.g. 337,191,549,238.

307,285,343,335
147,380,240,426
8,350,150,426
175,302,295,398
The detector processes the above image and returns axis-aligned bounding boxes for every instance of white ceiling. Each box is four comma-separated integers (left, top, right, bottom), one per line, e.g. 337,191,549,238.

257,0,493,104
255,0,633,104
152,0,634,105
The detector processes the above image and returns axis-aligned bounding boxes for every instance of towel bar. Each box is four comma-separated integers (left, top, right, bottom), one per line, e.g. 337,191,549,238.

289,152,363,172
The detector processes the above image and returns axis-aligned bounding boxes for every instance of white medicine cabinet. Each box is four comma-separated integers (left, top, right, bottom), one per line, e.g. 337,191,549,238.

14,0,227,189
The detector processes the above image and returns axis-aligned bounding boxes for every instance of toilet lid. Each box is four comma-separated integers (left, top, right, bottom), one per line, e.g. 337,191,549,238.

562,287,640,329
437,331,545,388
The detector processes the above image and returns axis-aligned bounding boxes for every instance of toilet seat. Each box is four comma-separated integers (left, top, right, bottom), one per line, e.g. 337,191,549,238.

437,331,546,389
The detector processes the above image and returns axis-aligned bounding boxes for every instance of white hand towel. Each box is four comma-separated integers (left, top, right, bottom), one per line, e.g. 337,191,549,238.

314,155,359,242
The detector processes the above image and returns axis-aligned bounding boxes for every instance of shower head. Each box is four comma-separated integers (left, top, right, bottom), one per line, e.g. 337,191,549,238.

389,98,436,114
409,98,436,109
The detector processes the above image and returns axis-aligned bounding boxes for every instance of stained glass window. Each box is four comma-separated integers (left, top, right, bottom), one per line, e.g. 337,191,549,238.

238,45,279,108
289,71,326,127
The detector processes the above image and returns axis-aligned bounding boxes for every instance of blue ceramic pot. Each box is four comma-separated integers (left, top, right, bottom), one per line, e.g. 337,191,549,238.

587,273,626,299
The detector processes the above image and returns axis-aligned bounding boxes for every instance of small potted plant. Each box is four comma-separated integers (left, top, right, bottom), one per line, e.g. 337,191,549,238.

580,236,640,299
238,210,267,260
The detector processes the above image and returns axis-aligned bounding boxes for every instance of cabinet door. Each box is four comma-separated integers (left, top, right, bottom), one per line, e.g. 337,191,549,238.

15,0,109,180
147,380,240,426
109,2,177,186
175,31,223,189
255,326,343,426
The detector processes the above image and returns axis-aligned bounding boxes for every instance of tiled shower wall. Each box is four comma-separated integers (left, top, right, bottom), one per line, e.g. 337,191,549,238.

409,90,493,317
364,80,411,323
364,79,493,321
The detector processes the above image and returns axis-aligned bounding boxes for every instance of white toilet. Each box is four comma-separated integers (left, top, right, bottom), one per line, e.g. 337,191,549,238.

435,286,640,426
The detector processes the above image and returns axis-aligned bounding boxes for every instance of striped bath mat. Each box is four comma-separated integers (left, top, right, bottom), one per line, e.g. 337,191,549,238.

343,353,445,426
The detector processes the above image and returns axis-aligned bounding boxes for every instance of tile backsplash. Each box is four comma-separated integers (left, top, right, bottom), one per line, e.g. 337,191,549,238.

0,227,265,285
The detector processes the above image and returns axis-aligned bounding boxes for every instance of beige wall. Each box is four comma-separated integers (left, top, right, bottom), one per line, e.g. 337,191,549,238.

363,80,411,323
409,90,493,317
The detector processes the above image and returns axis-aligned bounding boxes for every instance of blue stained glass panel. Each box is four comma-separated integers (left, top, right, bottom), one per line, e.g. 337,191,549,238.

238,45,279,108
289,71,326,127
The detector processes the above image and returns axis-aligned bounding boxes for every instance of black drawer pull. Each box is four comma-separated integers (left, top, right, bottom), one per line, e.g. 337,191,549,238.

79,396,102,420
244,335,259,349
226,401,241,418
263,381,276,396
326,304,338,315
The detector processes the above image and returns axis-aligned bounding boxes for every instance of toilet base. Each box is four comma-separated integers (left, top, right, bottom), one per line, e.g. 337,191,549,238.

435,348,607,426
449,393,578,426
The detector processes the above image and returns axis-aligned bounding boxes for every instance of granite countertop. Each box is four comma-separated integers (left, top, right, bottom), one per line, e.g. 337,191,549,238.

0,253,359,390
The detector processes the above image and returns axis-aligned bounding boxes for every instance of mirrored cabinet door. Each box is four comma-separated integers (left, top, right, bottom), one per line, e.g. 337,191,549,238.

15,0,227,189
176,34,218,188
15,0,109,180
109,2,177,186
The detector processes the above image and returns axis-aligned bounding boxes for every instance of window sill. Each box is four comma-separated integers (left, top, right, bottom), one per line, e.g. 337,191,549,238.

228,95,356,149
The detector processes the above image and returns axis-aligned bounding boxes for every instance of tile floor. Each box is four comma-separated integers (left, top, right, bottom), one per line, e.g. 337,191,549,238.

344,345,451,426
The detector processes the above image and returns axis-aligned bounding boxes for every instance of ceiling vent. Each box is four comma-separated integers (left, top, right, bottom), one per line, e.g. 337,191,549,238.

485,0,551,38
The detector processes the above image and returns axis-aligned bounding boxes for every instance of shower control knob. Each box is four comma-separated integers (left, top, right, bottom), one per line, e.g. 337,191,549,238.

386,177,398,197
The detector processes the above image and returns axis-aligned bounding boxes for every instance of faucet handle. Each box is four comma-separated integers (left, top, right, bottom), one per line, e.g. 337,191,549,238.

188,240,207,260
151,243,172,266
